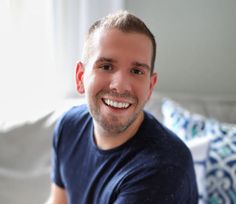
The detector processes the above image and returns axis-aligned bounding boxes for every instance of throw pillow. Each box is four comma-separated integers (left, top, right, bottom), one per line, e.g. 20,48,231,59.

162,98,236,204
206,123,236,204
162,99,217,141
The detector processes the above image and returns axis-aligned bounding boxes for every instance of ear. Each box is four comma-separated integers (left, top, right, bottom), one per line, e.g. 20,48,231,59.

76,61,85,94
147,72,158,100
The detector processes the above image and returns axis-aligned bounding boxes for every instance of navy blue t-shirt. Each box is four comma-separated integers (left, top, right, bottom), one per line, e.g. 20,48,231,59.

51,104,198,204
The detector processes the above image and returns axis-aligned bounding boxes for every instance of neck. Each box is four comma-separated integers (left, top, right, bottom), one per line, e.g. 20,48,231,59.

93,112,144,150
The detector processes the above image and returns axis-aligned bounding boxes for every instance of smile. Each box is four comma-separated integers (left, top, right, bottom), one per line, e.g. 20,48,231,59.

103,98,131,109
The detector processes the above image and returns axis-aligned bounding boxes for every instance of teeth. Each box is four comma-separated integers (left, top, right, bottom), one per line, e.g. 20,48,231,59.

104,99,130,109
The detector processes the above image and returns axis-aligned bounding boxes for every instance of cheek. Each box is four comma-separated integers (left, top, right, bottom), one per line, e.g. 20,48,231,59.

136,81,153,101
84,73,106,94
83,73,94,93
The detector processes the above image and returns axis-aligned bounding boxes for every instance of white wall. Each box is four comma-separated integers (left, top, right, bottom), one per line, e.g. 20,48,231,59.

125,0,236,98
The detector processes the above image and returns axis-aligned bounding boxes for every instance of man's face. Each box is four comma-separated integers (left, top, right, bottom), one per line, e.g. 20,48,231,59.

77,28,157,134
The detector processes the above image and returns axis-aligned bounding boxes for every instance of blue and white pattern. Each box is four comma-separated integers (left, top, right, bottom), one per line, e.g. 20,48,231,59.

187,137,210,203
162,99,217,141
206,124,236,204
162,99,236,204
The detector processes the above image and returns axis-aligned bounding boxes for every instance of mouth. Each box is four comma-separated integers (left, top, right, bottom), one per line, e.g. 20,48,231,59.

102,98,131,109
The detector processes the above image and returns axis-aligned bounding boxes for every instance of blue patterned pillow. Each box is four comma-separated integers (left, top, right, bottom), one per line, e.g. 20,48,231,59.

206,123,236,204
162,99,217,141
162,99,236,204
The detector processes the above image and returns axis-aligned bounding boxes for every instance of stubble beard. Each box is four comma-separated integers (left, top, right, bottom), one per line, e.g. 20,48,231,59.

87,90,146,135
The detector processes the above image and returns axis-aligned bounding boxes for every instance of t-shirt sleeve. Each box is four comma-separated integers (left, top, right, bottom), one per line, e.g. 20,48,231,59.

51,116,65,188
113,164,198,204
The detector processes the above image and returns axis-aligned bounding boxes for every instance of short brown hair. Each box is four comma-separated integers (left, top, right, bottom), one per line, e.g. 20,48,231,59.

82,10,156,73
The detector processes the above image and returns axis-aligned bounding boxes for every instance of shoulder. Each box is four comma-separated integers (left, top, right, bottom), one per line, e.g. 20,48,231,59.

60,104,90,123
55,104,90,130
134,111,197,190
53,104,91,147
117,112,198,203
138,111,193,166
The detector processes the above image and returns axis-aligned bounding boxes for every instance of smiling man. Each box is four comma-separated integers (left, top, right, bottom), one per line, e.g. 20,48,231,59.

47,11,198,204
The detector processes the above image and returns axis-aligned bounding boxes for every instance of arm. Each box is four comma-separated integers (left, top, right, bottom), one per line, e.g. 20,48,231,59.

46,183,68,204
48,116,68,204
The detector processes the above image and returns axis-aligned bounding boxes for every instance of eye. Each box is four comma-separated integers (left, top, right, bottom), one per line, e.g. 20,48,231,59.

99,64,113,71
130,68,144,75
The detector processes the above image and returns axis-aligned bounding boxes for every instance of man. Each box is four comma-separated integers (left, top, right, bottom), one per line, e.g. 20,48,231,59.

47,11,198,204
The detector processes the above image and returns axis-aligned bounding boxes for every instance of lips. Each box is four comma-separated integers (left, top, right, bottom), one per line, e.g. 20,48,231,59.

102,98,131,109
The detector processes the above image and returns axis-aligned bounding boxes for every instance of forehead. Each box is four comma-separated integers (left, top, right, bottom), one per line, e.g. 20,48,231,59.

89,28,153,65
92,28,152,50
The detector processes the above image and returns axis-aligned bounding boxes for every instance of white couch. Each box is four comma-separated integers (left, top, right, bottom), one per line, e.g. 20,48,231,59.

1,93,236,204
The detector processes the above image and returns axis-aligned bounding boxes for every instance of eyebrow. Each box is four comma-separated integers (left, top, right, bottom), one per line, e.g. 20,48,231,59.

95,57,150,70
95,57,117,64
132,62,151,71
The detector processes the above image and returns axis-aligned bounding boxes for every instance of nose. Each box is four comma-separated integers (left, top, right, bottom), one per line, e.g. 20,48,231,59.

109,70,132,94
